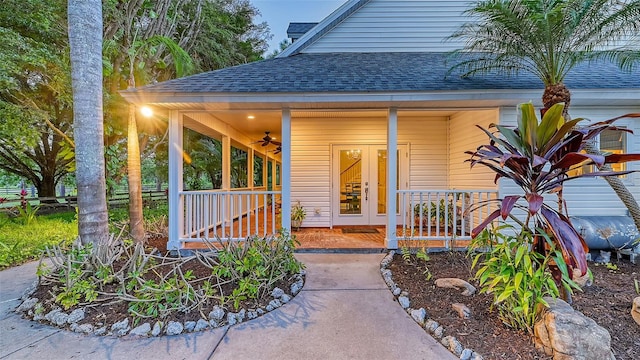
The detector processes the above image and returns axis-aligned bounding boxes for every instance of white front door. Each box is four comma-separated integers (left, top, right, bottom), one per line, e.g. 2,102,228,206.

332,144,407,226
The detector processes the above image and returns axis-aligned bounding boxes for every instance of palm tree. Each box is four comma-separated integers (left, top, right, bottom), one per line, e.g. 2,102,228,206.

450,0,640,231
68,0,109,249
122,35,193,243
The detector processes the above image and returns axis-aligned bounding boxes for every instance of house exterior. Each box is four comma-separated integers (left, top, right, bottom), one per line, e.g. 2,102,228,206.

122,0,640,252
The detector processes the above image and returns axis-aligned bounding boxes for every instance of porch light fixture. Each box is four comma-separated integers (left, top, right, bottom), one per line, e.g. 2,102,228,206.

140,106,153,118
247,115,255,119
346,149,361,160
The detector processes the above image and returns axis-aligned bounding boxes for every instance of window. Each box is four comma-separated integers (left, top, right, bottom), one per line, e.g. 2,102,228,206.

600,128,626,173
253,154,264,187
565,128,627,177
182,128,221,190
276,163,281,186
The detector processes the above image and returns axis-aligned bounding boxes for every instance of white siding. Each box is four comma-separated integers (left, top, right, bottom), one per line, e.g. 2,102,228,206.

498,106,640,217
449,110,499,190
398,116,449,189
291,114,449,227
303,0,469,53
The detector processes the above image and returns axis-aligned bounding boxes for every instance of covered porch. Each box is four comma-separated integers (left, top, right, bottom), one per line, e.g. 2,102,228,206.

165,108,499,251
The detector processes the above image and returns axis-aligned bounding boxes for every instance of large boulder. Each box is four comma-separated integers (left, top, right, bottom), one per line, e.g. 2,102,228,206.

434,278,476,296
632,296,640,326
534,297,614,360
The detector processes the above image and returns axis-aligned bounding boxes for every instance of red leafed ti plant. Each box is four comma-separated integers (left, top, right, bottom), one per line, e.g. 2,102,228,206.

467,102,640,288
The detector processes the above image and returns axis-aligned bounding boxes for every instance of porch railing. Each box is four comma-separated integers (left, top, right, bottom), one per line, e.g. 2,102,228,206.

397,189,499,248
180,189,281,243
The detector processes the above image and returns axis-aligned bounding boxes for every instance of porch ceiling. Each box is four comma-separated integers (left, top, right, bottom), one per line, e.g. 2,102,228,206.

181,109,462,144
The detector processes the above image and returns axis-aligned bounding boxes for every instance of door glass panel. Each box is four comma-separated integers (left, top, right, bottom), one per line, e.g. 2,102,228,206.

376,150,400,215
339,149,362,214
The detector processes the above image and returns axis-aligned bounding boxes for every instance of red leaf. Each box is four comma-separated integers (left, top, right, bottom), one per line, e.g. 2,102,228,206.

604,153,640,164
471,209,502,238
552,152,604,170
501,195,521,220
540,207,588,274
525,193,543,214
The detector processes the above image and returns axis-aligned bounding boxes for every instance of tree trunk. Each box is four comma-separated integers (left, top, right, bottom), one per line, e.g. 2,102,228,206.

36,175,57,203
128,104,145,243
68,0,109,249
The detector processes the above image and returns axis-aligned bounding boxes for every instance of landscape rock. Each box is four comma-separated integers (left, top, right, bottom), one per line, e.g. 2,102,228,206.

45,309,69,326
94,326,107,336
424,319,439,334
76,323,94,334
209,306,225,321
256,308,265,315
281,294,291,304
459,348,473,360
111,318,130,337
227,312,238,326
165,321,184,336
21,280,38,300
451,303,472,319
184,321,196,332
130,323,151,337
433,325,444,339
151,322,162,336
534,297,614,360
572,268,593,287
67,309,85,324
247,311,258,320
632,296,640,326
471,352,484,360
392,287,401,296
16,298,37,313
271,287,285,299
441,336,464,356
435,278,476,296
290,279,304,295
410,308,427,325
398,296,410,309
195,319,210,332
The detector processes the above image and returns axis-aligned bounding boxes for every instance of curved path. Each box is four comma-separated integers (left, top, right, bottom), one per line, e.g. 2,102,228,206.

0,254,455,360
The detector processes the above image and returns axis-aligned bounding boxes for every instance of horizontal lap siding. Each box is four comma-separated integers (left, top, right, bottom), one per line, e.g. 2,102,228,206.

292,116,388,227
292,115,449,227
499,106,640,217
304,0,469,53
449,110,499,190
398,117,449,189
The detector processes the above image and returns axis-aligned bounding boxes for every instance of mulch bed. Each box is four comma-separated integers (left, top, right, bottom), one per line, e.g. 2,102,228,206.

388,251,639,360
25,235,300,334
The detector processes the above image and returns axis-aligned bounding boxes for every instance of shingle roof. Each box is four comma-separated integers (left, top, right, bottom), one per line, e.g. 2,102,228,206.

286,22,318,38
129,52,640,95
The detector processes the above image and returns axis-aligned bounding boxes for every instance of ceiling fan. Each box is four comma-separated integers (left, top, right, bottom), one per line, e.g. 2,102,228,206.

254,131,281,147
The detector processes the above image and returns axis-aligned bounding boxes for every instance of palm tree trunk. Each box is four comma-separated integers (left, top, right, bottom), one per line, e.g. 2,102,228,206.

127,104,145,243
68,0,109,249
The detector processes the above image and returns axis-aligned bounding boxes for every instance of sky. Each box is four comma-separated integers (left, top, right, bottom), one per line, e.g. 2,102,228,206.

252,0,346,55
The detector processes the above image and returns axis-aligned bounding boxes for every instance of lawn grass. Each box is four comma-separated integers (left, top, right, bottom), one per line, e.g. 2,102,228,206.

0,203,168,269
0,212,78,269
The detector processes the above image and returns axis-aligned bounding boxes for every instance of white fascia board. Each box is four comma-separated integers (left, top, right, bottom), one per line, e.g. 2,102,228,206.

122,88,640,109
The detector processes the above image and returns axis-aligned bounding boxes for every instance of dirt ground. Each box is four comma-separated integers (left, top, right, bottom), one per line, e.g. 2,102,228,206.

388,251,639,360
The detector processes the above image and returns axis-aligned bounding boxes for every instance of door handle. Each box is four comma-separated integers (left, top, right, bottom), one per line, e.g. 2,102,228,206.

365,187,369,201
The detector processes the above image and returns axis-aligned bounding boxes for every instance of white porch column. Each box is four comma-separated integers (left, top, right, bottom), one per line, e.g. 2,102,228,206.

167,110,183,251
386,108,398,249
247,147,254,189
222,135,231,225
281,108,291,231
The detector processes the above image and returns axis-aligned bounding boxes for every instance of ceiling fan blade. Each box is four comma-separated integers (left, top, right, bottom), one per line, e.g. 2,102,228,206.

271,140,282,146
274,147,282,154
261,141,269,146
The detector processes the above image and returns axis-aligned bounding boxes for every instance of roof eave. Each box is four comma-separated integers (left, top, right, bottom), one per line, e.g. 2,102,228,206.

121,88,640,110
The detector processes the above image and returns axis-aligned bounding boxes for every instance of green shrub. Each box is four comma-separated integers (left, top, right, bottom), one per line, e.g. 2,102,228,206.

470,224,578,334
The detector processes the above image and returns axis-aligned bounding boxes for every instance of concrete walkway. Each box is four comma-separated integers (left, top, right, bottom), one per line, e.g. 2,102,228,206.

0,254,455,360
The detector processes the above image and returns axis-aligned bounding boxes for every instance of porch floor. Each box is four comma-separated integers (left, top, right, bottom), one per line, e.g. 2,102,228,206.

294,227,385,250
